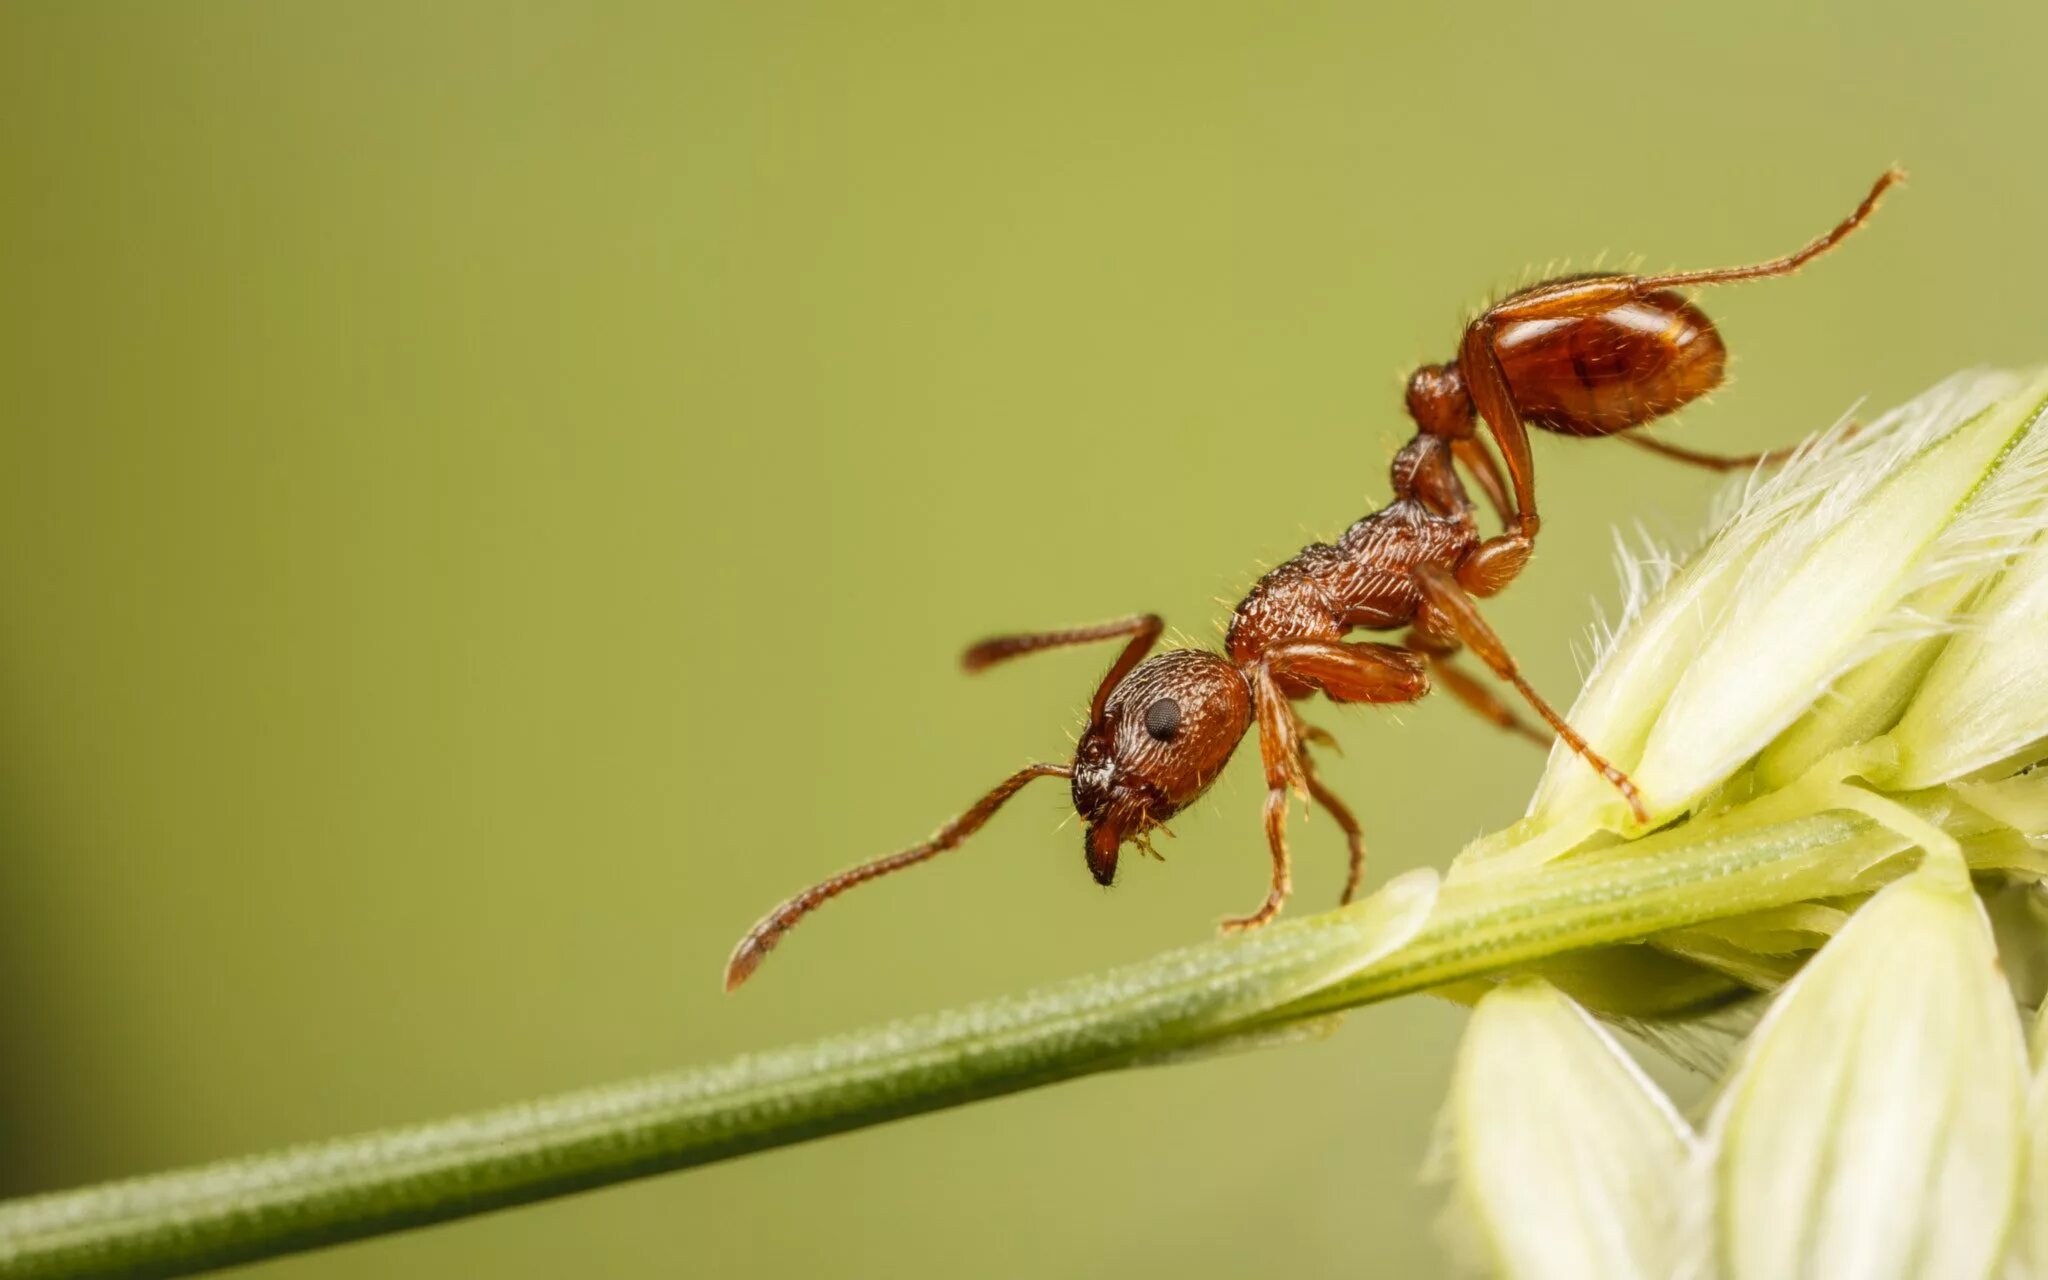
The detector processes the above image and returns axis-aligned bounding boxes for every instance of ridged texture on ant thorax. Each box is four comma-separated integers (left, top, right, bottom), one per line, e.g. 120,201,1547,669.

1224,499,1476,667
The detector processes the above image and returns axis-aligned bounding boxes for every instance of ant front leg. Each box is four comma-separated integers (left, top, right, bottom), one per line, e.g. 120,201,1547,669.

1232,663,1302,934
1228,641,1429,929
1410,564,1649,824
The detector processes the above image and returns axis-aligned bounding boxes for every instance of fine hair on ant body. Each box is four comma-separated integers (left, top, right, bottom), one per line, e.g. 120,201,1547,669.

726,169,1904,991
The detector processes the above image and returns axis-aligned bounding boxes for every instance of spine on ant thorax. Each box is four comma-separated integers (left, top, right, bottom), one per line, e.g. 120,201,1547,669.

1223,435,1479,666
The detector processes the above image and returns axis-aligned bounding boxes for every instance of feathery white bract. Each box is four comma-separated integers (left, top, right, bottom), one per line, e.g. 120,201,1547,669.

1436,369,2048,1278
1466,369,2048,875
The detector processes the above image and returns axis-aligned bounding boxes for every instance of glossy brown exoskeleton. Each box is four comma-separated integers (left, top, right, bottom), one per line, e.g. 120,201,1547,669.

725,169,1902,990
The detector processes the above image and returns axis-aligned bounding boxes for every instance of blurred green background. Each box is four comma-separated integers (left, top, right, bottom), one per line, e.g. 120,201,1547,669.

3,2,2045,1275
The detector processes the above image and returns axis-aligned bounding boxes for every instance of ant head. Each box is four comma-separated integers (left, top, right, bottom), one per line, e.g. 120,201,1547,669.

1070,649,1253,886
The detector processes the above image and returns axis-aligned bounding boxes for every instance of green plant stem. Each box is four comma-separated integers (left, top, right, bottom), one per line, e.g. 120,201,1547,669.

0,791,2035,1280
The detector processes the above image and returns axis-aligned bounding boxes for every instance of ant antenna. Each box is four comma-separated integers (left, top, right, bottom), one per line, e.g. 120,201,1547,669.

962,613,1164,722
723,762,1071,990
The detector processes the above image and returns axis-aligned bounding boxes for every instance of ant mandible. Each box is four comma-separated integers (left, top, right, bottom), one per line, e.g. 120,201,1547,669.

725,169,1903,990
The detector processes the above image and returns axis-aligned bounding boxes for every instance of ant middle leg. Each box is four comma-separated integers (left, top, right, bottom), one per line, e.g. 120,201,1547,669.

1411,564,1650,824
1296,745,1369,904
1404,628,1551,749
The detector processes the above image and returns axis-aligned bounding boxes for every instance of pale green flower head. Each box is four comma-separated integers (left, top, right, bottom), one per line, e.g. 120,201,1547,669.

1447,855,2037,1280
1455,368,2048,877
1438,368,2048,1280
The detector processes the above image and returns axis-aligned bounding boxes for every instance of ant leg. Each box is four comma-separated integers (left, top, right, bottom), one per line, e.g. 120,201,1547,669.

1411,565,1650,823
1297,747,1369,904
724,762,1072,990
1636,169,1903,290
1299,723,1340,752
1266,639,1429,706
1619,427,1866,472
1225,644,1419,933
963,613,1163,723
1630,435,1801,471
1621,433,1804,472
1260,640,1427,909
1405,629,1552,748
1458,318,1540,538
1433,657,1553,748
1452,436,1515,530
1226,663,1301,933
1626,417,1861,473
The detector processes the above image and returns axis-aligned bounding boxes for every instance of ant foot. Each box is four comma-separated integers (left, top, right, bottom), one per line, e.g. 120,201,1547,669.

1219,902,1283,933
1609,774,1650,825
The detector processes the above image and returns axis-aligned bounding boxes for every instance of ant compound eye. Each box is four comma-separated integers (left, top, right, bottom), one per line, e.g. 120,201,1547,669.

1143,696,1182,741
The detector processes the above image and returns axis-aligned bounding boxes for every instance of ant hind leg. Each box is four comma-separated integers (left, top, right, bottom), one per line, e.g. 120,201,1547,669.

1623,417,1862,473
1622,433,1803,472
1635,169,1903,291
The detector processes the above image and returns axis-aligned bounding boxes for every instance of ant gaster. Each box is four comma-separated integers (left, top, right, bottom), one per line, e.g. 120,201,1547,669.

726,169,1903,990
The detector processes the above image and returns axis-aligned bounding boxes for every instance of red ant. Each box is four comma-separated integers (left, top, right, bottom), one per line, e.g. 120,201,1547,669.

725,169,1902,991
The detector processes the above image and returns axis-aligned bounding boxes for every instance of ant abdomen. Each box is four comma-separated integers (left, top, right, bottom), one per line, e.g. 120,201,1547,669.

1493,287,1727,438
